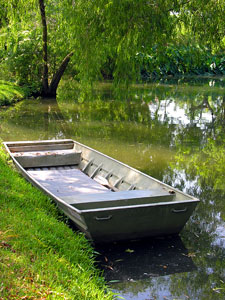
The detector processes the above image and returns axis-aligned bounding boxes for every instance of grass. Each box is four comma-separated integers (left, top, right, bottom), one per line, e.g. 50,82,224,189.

0,143,114,300
0,80,25,106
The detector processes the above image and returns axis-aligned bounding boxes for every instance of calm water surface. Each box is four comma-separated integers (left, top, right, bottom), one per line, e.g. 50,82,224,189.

0,77,224,299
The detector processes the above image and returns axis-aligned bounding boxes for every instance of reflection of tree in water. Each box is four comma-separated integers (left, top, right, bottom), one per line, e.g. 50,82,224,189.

40,98,67,140
162,141,225,299
0,98,74,141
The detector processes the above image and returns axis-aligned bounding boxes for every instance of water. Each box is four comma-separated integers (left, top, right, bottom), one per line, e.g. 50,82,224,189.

0,77,224,299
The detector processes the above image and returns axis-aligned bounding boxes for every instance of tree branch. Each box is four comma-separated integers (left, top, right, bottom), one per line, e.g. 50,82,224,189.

48,52,74,97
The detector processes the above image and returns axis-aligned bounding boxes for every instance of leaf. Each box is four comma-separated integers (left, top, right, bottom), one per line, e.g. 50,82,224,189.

115,259,124,262
187,252,196,258
105,265,113,270
125,248,134,253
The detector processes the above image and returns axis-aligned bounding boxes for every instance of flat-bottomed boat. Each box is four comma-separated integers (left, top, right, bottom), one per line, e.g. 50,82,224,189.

4,139,199,242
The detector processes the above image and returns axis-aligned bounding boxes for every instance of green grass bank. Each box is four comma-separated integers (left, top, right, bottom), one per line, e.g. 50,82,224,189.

0,143,114,300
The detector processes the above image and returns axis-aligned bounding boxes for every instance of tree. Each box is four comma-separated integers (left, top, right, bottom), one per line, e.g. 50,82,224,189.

1,0,74,97
0,0,224,98
38,0,73,97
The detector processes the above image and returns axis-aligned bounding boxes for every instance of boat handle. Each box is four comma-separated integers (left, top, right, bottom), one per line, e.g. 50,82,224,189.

94,215,112,221
171,208,187,213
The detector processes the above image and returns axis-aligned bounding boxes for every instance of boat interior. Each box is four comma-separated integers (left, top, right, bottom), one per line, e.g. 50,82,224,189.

5,140,189,210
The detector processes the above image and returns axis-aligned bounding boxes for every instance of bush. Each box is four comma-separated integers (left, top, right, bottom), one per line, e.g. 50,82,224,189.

0,80,26,106
136,44,225,79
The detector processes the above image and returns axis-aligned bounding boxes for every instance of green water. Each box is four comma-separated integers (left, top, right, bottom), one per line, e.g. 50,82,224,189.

0,77,224,299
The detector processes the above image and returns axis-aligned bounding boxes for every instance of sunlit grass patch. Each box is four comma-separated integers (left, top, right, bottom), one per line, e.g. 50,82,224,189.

0,143,114,300
0,80,25,106
0,237,59,299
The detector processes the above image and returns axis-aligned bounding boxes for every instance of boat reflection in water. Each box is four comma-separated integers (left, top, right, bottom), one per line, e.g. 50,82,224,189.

96,235,196,282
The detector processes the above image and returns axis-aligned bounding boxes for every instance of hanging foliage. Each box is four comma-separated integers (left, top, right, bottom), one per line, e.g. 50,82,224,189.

0,0,224,98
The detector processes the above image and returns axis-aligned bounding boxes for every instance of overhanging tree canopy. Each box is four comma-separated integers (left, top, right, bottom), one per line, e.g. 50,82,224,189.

0,0,224,97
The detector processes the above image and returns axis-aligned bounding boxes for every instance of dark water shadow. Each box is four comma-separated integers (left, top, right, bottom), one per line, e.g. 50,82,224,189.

95,235,196,282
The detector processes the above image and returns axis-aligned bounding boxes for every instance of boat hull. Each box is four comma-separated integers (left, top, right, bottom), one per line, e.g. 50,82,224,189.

59,200,198,242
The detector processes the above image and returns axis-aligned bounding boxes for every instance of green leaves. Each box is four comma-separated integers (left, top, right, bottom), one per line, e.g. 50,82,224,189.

1,0,225,94
136,43,225,78
0,80,25,106
179,0,225,50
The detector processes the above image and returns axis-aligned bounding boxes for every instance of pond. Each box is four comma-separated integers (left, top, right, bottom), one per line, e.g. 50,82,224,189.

0,77,224,300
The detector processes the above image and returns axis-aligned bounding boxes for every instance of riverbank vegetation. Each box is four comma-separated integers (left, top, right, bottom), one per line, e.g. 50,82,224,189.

137,44,225,80
0,144,114,300
0,0,224,99
0,80,27,106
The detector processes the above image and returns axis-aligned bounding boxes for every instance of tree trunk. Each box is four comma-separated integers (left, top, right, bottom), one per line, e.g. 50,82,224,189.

38,0,73,98
38,0,49,94
48,52,74,98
